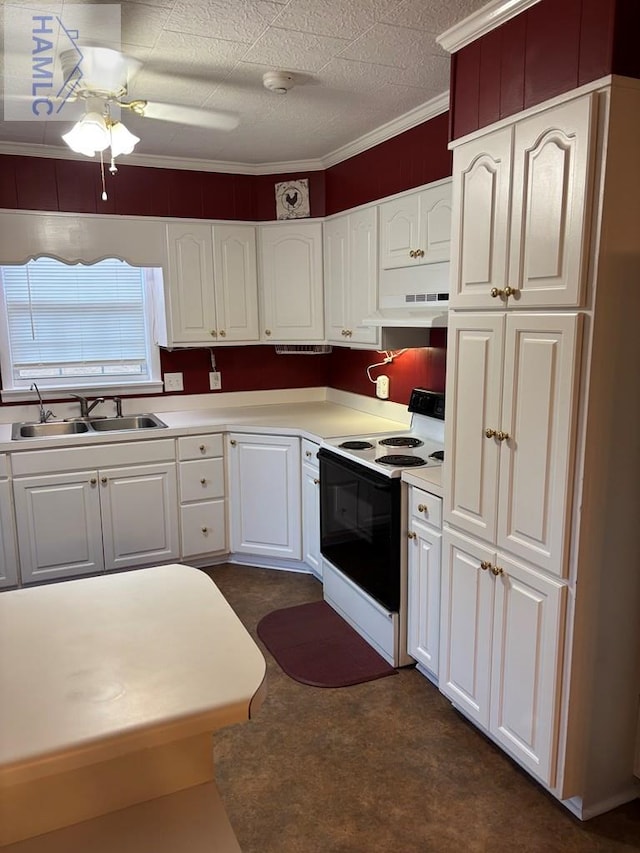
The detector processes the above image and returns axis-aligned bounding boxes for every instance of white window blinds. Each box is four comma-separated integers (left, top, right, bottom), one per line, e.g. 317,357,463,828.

0,257,158,389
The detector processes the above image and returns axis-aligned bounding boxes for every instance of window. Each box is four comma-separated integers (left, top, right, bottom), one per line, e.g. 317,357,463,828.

0,257,163,399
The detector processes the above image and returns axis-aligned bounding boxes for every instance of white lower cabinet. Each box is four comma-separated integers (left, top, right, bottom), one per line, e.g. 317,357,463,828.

407,487,442,679
11,441,179,585
228,433,301,560
178,434,226,558
0,456,19,589
439,527,566,786
301,439,321,579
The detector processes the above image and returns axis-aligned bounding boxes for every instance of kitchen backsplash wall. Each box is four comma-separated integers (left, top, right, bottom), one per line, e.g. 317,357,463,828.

450,0,640,140
158,339,446,407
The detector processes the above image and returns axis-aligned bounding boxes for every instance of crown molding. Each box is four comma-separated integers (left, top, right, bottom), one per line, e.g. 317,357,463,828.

0,91,449,175
437,0,542,54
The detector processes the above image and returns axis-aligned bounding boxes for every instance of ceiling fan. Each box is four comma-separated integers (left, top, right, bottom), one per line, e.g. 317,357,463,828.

47,45,241,200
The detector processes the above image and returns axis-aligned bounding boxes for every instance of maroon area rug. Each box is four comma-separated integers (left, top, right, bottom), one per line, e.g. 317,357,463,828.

257,600,397,688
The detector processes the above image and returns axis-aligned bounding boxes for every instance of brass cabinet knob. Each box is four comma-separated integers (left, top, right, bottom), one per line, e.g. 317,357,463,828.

490,287,503,298
480,560,492,571
219,330,226,337
199,444,206,453
409,250,415,258
417,503,427,513
496,431,511,442
265,329,272,336
491,564,504,576
101,476,107,485
210,330,218,337
89,477,97,485
345,329,352,337
201,526,209,534
504,286,517,297
407,530,417,539
485,428,497,438
230,439,237,446
305,450,312,457
313,478,320,485
200,477,207,485
415,249,424,258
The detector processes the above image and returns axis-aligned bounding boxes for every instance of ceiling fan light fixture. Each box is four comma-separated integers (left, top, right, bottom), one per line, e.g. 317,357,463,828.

62,112,110,156
263,71,294,94
109,121,140,157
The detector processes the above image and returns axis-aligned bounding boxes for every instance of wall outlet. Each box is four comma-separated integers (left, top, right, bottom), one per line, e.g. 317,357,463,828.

209,371,222,391
376,375,389,399
164,372,184,392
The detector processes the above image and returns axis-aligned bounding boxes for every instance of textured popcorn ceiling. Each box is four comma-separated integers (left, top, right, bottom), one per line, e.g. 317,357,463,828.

0,0,489,168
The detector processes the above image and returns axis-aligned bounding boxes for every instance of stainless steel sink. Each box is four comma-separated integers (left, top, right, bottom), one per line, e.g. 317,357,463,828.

89,414,167,432
12,420,91,439
11,413,167,440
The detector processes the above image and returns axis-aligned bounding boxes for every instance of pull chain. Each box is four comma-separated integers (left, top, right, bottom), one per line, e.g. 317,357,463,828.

100,150,107,201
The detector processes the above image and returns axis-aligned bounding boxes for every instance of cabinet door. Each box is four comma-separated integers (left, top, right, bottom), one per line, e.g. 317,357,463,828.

259,222,324,341
228,433,301,559
379,192,421,269
508,94,595,308
0,480,19,588
407,517,442,676
449,127,513,308
181,500,226,558
13,471,103,584
497,313,581,575
323,214,350,344
439,529,494,727
166,223,217,344
212,223,259,342
348,206,380,346
490,554,566,785
100,463,179,571
444,313,504,543
302,460,321,579
418,182,452,264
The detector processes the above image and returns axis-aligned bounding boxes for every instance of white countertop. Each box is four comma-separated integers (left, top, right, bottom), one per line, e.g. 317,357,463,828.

0,400,409,453
402,465,443,498
0,565,267,786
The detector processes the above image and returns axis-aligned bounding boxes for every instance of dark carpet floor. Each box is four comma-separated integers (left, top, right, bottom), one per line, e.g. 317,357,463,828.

204,564,640,853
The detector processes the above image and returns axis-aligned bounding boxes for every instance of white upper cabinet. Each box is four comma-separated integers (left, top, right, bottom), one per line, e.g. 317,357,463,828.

258,221,324,342
444,311,582,577
165,222,259,346
450,94,595,309
379,180,452,269
324,206,380,347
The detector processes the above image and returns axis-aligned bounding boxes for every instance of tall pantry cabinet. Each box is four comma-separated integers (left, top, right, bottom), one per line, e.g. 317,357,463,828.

441,79,640,818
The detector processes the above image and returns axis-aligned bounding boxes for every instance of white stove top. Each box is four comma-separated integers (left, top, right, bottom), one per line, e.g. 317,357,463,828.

322,390,445,478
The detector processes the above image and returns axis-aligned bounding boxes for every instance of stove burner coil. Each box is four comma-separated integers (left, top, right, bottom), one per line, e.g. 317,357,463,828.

429,450,444,461
378,436,424,448
339,440,374,450
375,454,427,467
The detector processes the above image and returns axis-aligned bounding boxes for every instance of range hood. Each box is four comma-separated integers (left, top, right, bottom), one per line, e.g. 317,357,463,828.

364,261,450,346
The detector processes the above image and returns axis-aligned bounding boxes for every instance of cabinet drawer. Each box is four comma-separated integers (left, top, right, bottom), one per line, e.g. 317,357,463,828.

179,458,225,502
178,434,224,460
181,500,226,557
409,487,442,528
0,454,8,478
11,439,176,476
301,439,320,469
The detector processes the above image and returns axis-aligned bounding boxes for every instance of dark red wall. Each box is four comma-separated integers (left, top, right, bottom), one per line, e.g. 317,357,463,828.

450,0,640,140
325,113,452,215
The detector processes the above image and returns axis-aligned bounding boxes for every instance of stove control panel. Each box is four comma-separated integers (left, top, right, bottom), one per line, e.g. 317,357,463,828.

408,388,445,420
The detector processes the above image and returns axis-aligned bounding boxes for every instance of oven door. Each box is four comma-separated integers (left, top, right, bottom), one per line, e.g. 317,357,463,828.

319,449,401,611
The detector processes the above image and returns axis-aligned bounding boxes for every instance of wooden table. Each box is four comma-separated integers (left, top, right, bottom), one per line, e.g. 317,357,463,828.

0,565,267,848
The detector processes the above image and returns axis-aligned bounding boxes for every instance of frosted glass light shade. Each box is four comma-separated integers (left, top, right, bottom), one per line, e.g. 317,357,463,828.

109,121,140,157
62,112,109,156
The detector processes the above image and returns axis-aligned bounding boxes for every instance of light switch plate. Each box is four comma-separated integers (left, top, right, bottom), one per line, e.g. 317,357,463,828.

164,372,183,392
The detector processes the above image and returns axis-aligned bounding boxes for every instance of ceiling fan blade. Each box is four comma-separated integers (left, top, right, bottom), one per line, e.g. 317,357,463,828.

140,102,239,131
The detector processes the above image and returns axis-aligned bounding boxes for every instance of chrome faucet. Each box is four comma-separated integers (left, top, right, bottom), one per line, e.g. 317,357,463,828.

31,383,55,423
113,396,123,418
69,393,105,419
